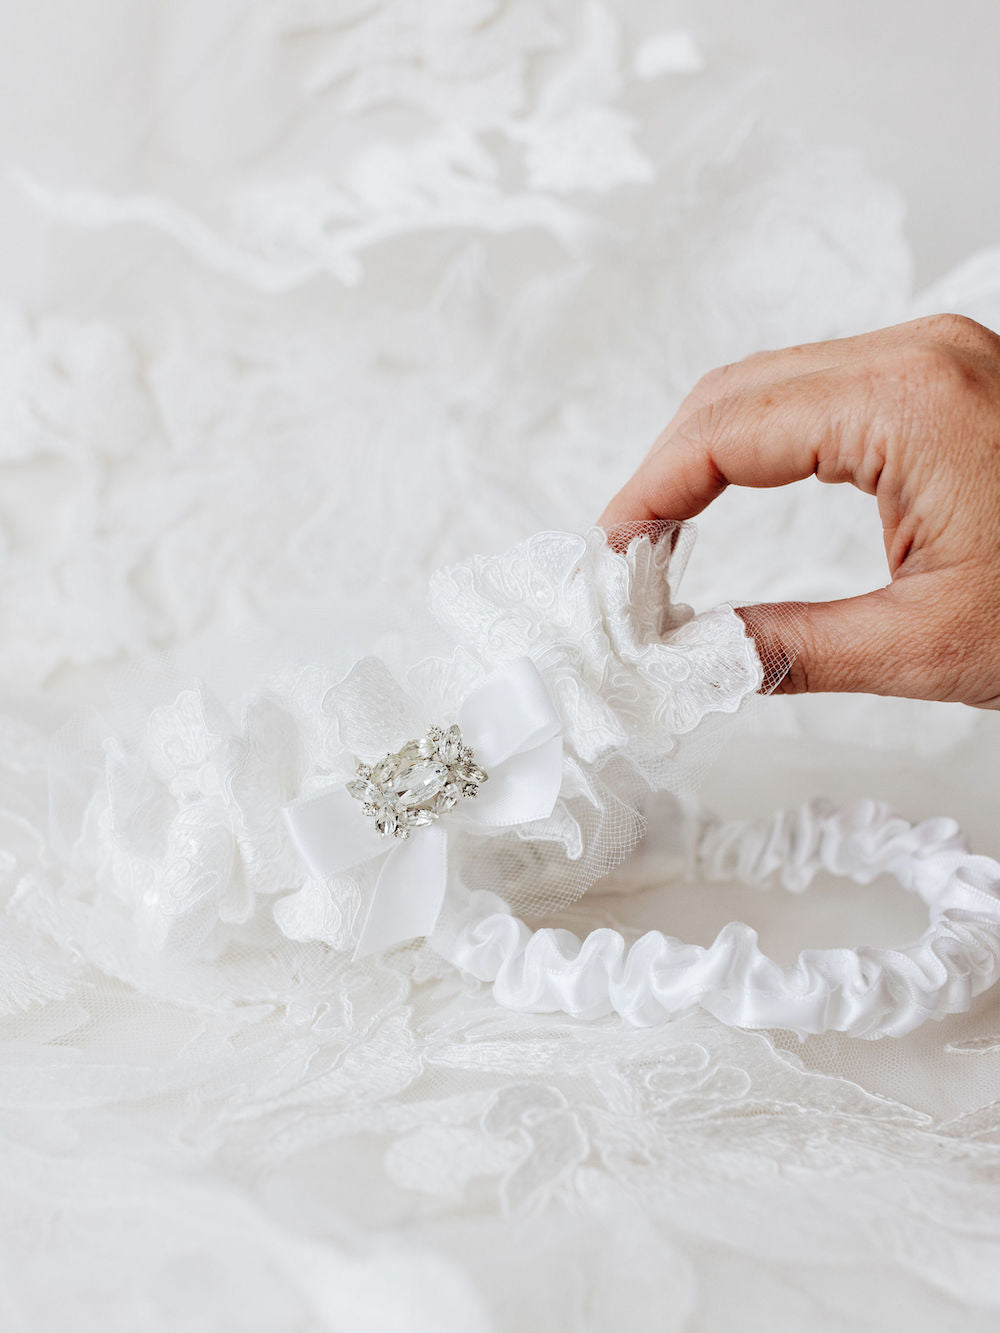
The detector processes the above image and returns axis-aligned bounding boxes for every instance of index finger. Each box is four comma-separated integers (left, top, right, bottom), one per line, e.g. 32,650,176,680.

598,365,886,528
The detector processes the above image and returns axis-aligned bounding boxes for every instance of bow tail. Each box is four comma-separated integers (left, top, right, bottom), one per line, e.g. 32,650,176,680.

353,822,450,960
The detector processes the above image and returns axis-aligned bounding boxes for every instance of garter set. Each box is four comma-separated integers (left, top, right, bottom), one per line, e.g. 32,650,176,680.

194,528,1000,1037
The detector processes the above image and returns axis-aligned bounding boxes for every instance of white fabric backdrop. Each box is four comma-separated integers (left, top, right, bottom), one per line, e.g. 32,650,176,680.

2,3,1000,1329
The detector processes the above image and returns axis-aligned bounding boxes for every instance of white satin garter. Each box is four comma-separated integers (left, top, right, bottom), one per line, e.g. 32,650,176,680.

434,798,1000,1039
94,525,1000,1040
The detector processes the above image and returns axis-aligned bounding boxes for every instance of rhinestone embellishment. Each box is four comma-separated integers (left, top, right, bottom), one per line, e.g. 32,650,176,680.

346,724,488,839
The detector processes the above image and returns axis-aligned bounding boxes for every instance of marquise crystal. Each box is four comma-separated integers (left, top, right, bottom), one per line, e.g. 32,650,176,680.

347,724,488,839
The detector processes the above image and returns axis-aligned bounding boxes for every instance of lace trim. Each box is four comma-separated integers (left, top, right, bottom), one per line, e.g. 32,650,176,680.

70,526,763,960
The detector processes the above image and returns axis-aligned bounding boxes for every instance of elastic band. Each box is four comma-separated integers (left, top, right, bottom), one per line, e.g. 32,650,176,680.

432,798,1000,1038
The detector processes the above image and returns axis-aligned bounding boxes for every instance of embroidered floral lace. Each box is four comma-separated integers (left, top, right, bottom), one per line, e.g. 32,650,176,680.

3,4,1000,1330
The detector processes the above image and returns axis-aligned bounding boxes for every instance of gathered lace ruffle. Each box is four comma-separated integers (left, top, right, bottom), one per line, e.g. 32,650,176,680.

65,527,761,969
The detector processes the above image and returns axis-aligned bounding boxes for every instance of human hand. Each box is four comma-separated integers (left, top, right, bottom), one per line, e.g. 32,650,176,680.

599,314,1000,707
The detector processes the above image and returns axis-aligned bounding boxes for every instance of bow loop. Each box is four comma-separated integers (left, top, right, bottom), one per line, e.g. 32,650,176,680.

458,657,561,769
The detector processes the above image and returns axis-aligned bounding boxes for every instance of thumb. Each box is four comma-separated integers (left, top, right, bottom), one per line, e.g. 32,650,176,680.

736,584,941,700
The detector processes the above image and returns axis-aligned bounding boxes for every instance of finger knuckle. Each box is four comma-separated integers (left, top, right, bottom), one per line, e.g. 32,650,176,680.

682,396,732,448
777,654,811,695
887,341,982,399
691,362,739,403
922,311,993,350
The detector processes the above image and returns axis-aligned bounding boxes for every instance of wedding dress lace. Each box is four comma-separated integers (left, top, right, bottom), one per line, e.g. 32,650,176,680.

3,4,1000,1331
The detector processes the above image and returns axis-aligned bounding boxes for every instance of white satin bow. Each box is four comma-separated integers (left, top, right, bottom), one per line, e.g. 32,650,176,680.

282,656,563,959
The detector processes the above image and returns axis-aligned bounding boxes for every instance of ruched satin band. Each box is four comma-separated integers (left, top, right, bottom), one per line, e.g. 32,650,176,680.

432,798,1000,1039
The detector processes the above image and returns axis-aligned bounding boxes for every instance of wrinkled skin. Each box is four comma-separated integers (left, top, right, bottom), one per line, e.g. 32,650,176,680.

600,314,1000,708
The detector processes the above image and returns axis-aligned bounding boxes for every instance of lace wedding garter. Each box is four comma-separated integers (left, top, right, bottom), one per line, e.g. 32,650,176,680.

97,526,1000,1040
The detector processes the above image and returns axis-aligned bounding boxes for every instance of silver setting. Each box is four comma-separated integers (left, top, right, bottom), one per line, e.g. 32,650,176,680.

346,724,488,840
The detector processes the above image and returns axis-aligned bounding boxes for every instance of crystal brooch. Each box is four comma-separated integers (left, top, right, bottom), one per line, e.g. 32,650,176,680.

346,724,488,839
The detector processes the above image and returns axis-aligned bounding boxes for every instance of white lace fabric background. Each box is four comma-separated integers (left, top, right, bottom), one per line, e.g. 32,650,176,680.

3,3,1000,1329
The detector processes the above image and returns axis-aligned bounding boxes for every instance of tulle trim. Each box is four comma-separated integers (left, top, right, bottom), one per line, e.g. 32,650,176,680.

433,798,1000,1039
